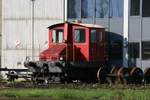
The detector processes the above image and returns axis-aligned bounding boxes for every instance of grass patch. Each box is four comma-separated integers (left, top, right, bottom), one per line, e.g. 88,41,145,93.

0,88,150,99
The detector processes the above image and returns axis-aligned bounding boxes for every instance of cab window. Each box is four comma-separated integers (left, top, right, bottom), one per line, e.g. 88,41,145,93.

74,29,85,43
91,29,97,43
52,29,63,43
98,31,103,42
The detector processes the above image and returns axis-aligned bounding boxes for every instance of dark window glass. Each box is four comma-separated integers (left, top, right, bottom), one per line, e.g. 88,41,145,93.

96,0,109,18
142,41,150,60
81,0,94,18
91,29,97,43
130,0,140,16
75,29,85,43
129,43,139,58
142,0,150,17
52,29,63,43
98,31,103,42
109,0,123,18
68,0,81,18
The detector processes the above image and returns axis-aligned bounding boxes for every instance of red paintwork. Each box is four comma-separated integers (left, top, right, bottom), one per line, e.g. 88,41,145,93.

39,22,106,62
39,45,66,61
72,26,89,61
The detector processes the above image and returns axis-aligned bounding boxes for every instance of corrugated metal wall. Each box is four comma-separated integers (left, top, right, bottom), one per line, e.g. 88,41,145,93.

0,0,2,66
2,0,64,68
0,0,1,34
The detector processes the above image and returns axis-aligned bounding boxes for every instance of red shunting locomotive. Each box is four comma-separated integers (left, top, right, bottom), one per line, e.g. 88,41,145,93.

24,22,145,84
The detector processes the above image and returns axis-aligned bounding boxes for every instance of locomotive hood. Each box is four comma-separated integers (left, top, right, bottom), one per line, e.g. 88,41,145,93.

39,45,66,61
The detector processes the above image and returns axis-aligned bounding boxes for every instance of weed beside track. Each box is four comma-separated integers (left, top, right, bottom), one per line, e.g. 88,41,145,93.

0,81,150,100
0,86,150,100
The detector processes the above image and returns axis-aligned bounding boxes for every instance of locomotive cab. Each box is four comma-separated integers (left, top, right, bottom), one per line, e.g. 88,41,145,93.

40,22,106,63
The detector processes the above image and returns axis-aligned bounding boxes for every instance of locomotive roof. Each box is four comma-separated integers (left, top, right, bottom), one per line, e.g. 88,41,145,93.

73,22,105,28
48,22,105,29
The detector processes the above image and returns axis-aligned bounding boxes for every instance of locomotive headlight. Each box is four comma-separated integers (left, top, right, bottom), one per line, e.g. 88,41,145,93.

59,57,63,61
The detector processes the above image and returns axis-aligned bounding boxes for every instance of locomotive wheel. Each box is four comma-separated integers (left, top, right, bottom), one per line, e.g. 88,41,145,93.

110,67,120,74
144,68,150,84
97,67,109,84
117,67,130,84
109,67,120,84
130,67,143,84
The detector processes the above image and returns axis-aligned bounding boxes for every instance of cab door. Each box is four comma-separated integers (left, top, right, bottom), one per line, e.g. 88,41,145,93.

72,26,89,61
90,29,104,61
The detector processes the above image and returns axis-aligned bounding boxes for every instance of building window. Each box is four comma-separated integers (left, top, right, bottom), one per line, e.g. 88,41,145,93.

142,41,150,60
142,0,150,17
109,0,123,18
130,0,140,16
68,0,81,18
74,29,85,43
81,0,94,18
96,0,123,18
91,29,97,43
129,43,139,58
96,0,109,18
52,29,64,43
68,0,123,19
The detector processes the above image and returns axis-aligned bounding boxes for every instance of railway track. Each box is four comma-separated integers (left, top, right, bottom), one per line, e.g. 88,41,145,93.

2,81,150,89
